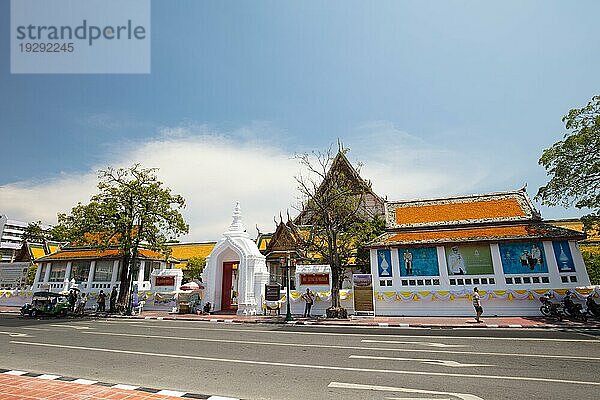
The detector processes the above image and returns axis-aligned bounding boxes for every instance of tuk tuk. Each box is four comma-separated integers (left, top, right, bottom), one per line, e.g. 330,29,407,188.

20,291,70,317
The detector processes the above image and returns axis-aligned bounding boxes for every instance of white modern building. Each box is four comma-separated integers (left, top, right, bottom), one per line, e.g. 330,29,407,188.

0,214,28,262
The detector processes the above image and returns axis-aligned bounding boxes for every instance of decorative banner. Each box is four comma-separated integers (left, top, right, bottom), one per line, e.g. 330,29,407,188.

377,249,392,277
353,274,374,313
500,242,548,274
398,247,439,277
299,273,330,285
553,241,575,272
445,244,493,275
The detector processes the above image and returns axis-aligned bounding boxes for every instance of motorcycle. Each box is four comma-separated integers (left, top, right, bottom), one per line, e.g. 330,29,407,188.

586,294,600,319
562,291,587,322
539,293,562,321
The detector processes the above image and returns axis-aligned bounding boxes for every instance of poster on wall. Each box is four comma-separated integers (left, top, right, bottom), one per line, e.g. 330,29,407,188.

353,274,374,314
553,241,575,272
445,244,493,275
377,249,392,277
397,247,439,277
500,242,548,274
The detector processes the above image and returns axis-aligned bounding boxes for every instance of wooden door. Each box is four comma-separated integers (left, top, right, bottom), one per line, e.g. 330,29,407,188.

221,262,235,310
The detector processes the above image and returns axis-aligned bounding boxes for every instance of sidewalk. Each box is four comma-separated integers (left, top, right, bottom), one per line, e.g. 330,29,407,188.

2,305,597,328
0,369,235,399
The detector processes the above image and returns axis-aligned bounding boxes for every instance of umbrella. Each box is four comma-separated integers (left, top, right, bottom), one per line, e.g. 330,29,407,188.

180,281,204,291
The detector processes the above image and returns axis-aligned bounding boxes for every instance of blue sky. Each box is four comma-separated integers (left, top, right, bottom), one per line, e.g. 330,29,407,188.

1,1,599,240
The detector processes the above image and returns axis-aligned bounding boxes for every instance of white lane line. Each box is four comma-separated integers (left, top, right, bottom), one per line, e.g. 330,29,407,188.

49,324,91,330
328,382,483,400
157,389,185,396
9,340,600,387
38,374,60,380
72,378,97,385
81,331,600,362
0,331,31,337
89,321,599,343
361,339,466,348
349,355,493,368
112,383,139,390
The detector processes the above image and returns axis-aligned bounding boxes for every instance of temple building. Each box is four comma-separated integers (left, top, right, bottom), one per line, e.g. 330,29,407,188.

368,188,590,316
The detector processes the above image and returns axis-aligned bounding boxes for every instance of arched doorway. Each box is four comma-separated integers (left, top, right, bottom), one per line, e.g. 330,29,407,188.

221,261,239,311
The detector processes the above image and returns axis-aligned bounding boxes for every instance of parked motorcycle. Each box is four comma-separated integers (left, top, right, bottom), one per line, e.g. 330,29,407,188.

562,290,587,322
539,293,562,321
586,294,600,319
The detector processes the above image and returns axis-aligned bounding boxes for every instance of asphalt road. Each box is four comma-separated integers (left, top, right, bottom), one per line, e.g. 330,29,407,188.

0,314,599,400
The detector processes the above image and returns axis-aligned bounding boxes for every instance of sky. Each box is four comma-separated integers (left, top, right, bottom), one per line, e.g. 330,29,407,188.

1,0,599,241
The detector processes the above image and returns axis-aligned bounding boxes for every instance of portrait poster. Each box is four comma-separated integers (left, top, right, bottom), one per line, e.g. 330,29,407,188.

397,247,440,277
553,241,575,272
499,242,548,274
377,249,392,277
445,244,493,275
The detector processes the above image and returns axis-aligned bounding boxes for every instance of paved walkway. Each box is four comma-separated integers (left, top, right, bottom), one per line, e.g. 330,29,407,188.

0,370,229,399
2,305,597,328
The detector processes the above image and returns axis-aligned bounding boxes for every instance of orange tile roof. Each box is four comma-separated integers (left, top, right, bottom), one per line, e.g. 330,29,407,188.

37,248,165,261
395,198,526,226
168,243,216,260
375,223,584,246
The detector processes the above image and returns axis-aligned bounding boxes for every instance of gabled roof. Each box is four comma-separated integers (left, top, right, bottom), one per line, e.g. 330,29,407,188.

371,223,585,247
385,188,540,230
295,150,385,225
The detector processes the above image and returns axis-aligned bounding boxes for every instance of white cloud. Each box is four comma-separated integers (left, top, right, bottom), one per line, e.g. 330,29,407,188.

3,121,547,242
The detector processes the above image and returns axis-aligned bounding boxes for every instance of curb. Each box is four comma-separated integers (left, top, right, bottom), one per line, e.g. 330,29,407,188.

0,368,241,399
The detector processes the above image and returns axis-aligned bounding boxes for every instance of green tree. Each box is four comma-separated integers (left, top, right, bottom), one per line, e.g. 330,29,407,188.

295,146,373,318
22,221,69,243
351,215,386,273
26,265,38,286
536,95,600,229
184,256,206,283
582,251,600,285
57,164,189,311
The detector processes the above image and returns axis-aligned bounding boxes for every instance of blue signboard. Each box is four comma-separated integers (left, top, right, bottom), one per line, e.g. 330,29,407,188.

499,242,547,274
377,249,392,277
398,247,440,277
553,241,575,272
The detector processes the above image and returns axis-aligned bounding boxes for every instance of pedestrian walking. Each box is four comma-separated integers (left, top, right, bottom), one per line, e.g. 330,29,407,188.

301,288,315,318
473,287,483,322
109,286,118,313
75,292,87,315
97,290,107,313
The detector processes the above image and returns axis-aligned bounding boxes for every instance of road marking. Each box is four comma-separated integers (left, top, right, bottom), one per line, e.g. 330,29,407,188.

0,331,31,337
361,339,467,348
81,331,600,362
49,324,91,330
10,340,600,387
91,321,599,343
328,382,483,400
349,355,493,368
385,398,452,400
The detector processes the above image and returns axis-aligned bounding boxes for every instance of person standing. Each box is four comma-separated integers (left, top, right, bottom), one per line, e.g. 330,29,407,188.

472,287,483,322
109,286,118,313
68,290,77,312
97,290,107,313
301,288,315,318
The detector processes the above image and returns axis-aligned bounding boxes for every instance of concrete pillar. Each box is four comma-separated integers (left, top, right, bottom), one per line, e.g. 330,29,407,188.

87,261,96,290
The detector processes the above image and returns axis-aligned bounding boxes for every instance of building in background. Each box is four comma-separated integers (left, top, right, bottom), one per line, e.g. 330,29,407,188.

0,215,28,262
368,188,590,316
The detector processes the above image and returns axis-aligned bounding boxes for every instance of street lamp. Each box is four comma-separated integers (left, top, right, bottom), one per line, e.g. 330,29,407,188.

281,254,294,321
